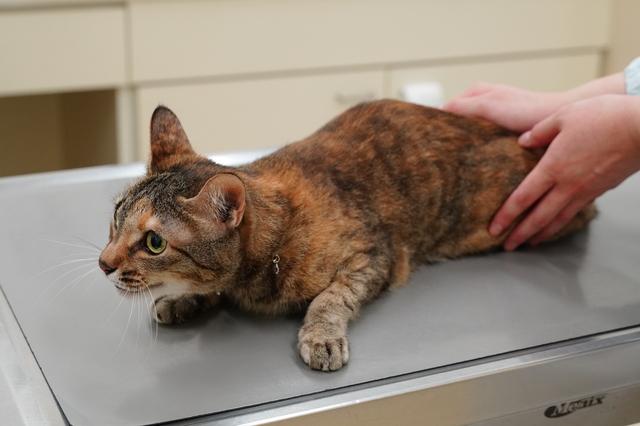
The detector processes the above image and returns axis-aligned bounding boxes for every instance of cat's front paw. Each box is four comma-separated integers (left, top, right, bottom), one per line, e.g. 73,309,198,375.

298,328,349,371
153,293,214,325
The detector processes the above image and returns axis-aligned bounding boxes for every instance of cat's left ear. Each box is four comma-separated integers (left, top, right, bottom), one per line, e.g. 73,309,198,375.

149,106,198,174
184,174,246,228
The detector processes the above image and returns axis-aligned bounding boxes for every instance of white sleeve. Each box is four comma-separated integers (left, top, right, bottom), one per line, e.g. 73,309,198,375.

624,57,640,96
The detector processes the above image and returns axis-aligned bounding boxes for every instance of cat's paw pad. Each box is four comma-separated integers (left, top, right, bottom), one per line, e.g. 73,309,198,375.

298,332,349,371
153,294,203,325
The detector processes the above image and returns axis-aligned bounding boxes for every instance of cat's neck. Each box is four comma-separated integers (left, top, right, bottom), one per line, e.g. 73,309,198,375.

236,173,291,284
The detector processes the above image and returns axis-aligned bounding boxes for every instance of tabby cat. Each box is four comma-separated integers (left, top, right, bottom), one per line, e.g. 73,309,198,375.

99,100,595,371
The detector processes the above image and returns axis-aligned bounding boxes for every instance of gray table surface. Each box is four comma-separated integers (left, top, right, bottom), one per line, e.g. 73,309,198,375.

0,157,639,426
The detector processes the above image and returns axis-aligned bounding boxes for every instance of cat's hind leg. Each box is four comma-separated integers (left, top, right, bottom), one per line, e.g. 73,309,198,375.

298,252,389,371
538,202,598,245
153,292,221,325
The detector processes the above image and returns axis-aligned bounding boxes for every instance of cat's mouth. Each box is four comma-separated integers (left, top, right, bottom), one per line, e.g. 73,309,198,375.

114,283,144,294
113,281,163,295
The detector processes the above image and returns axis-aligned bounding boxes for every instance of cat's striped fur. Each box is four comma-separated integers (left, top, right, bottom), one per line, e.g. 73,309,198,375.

99,100,595,371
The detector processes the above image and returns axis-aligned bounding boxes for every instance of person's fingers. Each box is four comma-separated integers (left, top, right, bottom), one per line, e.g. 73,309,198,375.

503,186,573,251
489,166,556,237
443,96,494,120
457,82,496,98
519,113,561,148
528,197,592,245
442,97,473,114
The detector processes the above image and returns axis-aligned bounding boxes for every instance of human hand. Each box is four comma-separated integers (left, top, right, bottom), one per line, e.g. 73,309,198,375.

489,95,640,250
444,83,568,132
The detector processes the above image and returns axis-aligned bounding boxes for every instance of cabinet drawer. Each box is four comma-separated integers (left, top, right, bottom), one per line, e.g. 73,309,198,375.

0,7,125,96
130,0,610,83
389,54,602,104
135,71,384,159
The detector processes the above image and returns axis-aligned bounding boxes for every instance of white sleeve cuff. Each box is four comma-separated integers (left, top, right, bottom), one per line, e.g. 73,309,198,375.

625,56,640,96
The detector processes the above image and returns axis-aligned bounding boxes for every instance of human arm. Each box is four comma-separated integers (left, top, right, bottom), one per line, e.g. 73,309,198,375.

443,73,625,133
489,94,640,250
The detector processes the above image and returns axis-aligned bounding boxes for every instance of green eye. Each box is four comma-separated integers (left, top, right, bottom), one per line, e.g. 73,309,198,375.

145,231,167,254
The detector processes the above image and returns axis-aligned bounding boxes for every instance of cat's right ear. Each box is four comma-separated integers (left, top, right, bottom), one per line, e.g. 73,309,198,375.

148,106,198,174
183,173,246,229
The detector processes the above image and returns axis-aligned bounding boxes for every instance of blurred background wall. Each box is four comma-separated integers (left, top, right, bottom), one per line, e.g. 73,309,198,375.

0,0,638,177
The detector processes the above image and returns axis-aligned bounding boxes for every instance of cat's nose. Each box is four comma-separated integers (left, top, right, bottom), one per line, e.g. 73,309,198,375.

98,258,116,275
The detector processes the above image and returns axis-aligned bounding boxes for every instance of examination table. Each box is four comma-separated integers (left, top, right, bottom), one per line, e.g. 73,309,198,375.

0,150,639,426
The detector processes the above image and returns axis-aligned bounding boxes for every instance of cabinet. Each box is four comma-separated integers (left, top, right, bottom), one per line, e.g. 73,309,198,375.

130,0,609,82
0,7,125,96
0,0,618,176
389,54,602,102
136,71,384,156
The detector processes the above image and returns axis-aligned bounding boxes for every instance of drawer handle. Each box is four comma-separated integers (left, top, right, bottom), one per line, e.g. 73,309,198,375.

334,91,377,105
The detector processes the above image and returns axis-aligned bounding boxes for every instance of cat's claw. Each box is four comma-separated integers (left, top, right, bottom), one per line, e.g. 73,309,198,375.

298,333,349,371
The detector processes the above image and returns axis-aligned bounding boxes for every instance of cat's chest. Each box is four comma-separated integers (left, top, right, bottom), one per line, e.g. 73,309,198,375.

229,251,335,314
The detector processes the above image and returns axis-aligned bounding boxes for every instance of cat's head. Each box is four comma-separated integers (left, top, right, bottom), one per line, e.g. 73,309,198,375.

98,107,247,297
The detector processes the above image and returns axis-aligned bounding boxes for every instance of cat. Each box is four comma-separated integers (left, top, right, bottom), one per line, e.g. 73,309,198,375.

98,100,595,371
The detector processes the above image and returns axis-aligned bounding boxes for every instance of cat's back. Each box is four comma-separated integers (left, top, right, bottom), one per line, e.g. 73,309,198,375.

314,98,514,145
247,99,541,260
252,99,519,173
249,99,533,197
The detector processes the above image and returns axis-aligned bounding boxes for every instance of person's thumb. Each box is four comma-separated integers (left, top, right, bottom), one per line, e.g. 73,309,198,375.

519,114,560,148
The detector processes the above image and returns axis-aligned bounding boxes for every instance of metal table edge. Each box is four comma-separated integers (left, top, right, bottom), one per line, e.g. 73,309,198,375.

0,150,276,192
1,149,639,425
180,326,640,426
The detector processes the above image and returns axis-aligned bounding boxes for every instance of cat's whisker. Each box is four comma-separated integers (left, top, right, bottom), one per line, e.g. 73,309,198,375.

104,291,127,325
40,238,101,253
146,293,158,359
136,289,152,360
57,250,100,259
135,293,143,350
49,267,98,302
48,262,97,284
140,292,150,353
114,292,136,357
71,235,102,251
82,272,101,296
143,285,158,348
34,257,98,278
37,262,97,302
141,293,153,355
56,255,99,265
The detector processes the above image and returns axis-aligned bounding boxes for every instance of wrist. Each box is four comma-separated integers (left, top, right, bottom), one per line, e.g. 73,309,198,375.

544,91,573,114
628,97,640,157
533,92,574,122
566,73,626,103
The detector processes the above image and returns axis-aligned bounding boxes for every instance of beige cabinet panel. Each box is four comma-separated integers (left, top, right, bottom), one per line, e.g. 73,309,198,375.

389,54,602,103
607,0,640,73
130,0,610,83
135,71,384,159
0,0,120,6
0,95,63,176
0,7,126,96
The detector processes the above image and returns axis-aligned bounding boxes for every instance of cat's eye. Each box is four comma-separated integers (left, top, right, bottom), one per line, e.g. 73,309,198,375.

145,231,167,254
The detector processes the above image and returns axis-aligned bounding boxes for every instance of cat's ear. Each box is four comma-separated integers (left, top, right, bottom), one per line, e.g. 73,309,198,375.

184,173,246,228
148,106,198,174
